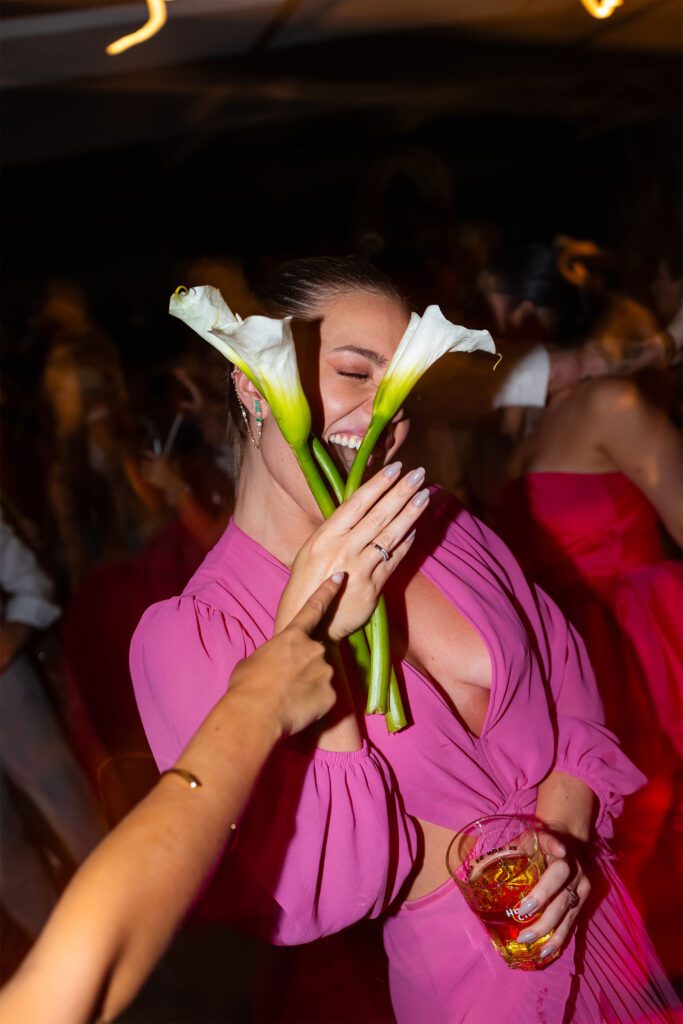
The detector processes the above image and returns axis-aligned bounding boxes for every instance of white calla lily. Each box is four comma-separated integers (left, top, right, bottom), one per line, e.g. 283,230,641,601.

374,305,497,419
170,285,310,450
345,305,498,495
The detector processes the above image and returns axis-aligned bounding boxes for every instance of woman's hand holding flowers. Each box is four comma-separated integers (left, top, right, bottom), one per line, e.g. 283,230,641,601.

514,831,591,963
275,463,430,643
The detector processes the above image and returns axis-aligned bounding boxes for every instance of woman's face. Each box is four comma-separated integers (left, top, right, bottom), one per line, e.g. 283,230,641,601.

316,290,411,473
255,289,411,513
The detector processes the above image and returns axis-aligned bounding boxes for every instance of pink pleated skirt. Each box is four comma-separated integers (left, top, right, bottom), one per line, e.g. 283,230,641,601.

383,856,681,1023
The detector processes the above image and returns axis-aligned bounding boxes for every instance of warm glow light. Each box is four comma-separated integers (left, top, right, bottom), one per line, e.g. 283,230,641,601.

579,0,623,19
106,0,167,55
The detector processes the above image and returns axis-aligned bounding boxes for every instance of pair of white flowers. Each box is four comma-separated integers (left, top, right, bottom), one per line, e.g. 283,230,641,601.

169,285,496,458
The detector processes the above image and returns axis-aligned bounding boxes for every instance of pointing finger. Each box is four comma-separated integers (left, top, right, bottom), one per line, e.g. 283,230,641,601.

289,573,346,634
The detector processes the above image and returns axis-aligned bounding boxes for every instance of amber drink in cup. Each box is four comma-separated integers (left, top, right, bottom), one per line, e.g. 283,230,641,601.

446,814,559,970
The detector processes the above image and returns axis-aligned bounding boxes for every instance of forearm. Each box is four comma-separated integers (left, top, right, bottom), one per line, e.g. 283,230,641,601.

536,770,595,843
0,689,282,1024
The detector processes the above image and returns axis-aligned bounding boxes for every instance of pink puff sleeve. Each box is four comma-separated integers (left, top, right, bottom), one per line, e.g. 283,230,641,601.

130,595,418,944
533,586,645,838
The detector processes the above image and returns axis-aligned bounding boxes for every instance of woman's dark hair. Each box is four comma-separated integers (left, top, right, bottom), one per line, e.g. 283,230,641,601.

255,254,404,318
488,244,605,343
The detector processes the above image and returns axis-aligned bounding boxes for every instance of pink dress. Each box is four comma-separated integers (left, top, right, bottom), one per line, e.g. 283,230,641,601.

130,487,680,1023
500,471,683,977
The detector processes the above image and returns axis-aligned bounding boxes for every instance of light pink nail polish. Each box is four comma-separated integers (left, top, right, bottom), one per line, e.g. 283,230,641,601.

406,467,426,486
383,461,402,478
413,488,430,507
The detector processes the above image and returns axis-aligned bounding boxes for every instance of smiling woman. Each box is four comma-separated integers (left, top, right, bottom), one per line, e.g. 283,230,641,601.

129,255,680,1023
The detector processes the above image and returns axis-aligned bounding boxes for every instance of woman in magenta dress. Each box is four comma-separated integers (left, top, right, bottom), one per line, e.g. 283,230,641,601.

130,257,679,1023
488,244,683,973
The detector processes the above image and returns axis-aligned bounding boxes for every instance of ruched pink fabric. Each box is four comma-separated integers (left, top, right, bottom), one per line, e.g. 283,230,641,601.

130,487,680,1022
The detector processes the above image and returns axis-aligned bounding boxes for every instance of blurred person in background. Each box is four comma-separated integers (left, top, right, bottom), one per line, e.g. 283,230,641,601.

138,354,234,558
40,288,161,593
352,148,462,316
136,253,260,542
0,509,105,951
646,234,683,428
34,286,166,821
490,242,683,977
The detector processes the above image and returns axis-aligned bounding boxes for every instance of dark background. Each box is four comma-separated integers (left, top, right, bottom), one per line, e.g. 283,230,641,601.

2,0,681,363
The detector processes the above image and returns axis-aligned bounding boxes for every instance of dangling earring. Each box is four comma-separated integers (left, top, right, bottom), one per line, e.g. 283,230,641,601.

232,370,262,450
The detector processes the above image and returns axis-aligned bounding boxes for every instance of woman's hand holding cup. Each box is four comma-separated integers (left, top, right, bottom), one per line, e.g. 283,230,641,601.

513,831,590,963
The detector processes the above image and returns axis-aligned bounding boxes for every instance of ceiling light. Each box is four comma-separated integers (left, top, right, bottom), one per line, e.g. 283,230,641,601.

106,0,168,56
579,0,623,19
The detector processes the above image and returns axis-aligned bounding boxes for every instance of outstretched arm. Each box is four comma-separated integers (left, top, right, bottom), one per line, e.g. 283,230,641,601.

0,576,342,1024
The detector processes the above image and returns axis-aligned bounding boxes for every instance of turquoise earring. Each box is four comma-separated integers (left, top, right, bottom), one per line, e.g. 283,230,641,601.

232,370,263,450
253,399,263,448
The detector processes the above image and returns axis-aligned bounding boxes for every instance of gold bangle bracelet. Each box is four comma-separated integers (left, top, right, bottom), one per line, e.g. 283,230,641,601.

159,767,239,846
160,767,202,789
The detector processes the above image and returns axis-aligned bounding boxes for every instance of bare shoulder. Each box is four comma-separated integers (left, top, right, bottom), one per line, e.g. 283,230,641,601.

577,376,643,418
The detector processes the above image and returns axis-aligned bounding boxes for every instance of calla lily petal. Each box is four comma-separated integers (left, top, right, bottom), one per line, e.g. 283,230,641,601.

170,286,310,450
169,284,241,342
210,316,312,450
374,304,497,419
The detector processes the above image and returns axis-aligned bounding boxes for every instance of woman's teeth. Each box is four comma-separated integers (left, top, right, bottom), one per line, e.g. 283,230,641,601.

328,434,362,451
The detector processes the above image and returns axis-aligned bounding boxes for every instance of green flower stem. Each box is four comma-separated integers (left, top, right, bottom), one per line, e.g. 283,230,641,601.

311,436,344,503
341,415,407,727
385,667,407,732
343,416,385,499
347,630,372,686
293,443,336,519
366,595,390,714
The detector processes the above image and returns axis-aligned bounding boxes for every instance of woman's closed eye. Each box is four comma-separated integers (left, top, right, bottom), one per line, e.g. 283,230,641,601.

337,370,370,380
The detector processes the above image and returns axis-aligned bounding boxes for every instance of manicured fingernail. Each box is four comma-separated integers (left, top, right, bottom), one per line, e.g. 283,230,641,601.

405,528,417,543
539,944,555,960
517,929,537,944
517,897,538,916
331,572,345,583
406,467,425,486
413,487,430,507
383,461,402,478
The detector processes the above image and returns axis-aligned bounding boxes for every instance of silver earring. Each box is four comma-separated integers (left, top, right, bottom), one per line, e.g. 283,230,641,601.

232,370,262,450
